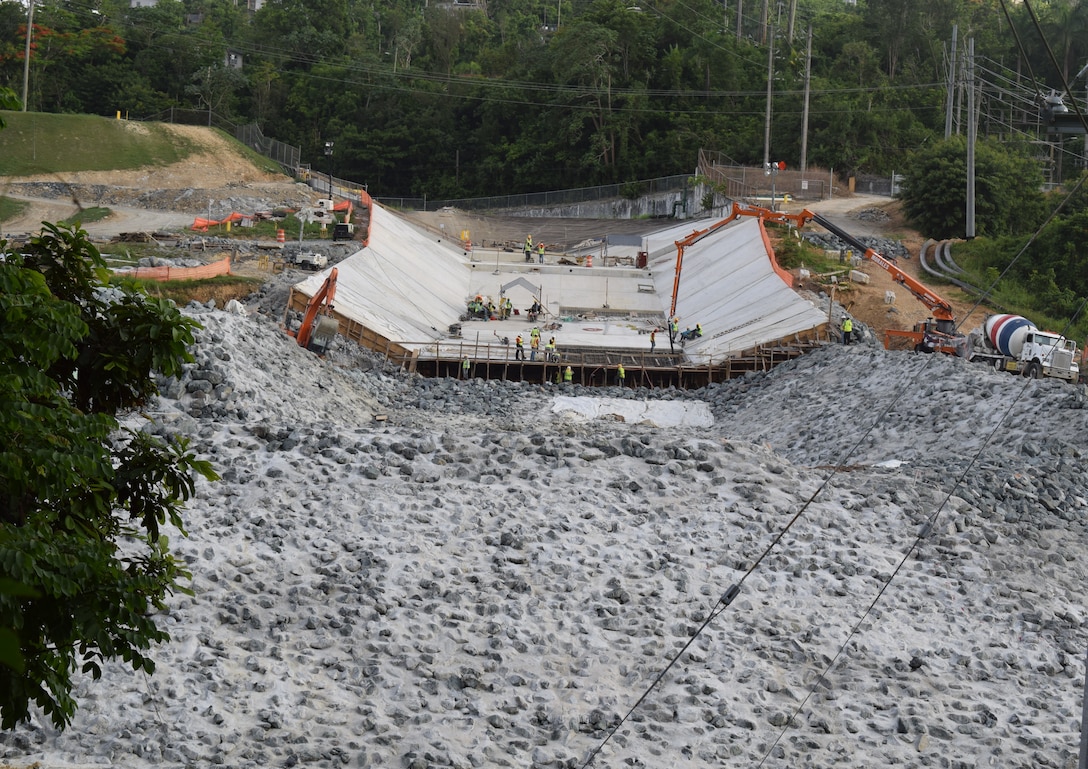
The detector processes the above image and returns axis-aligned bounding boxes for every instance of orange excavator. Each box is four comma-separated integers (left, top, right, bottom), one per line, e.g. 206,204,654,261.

287,267,339,355
670,202,966,355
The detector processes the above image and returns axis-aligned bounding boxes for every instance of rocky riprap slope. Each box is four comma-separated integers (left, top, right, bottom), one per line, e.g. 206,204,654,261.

4,306,1086,769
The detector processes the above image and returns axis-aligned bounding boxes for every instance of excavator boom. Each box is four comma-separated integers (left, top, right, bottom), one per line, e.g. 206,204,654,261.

288,267,339,352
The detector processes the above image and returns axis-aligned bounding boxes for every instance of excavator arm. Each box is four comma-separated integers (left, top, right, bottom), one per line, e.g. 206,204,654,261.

288,267,339,352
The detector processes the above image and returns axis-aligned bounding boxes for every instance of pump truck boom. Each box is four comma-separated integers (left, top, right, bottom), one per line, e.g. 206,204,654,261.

800,210,968,355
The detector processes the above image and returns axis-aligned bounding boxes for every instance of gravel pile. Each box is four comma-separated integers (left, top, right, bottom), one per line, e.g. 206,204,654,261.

801,229,909,259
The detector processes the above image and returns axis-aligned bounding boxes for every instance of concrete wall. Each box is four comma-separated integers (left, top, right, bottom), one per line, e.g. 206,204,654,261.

497,185,712,221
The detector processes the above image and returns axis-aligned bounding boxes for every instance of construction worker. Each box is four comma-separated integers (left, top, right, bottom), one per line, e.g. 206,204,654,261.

563,365,573,384
617,363,626,386
524,235,533,263
670,317,679,340
545,337,557,361
515,334,525,360
695,323,703,337
538,241,545,264
530,334,540,361
842,315,853,345
462,357,470,379
650,329,656,353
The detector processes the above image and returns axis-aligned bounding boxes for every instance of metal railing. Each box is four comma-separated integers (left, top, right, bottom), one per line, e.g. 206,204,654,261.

697,149,838,202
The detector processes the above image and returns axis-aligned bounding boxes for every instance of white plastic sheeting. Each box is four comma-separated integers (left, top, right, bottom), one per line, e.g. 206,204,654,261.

647,216,829,355
292,203,471,344
292,205,827,358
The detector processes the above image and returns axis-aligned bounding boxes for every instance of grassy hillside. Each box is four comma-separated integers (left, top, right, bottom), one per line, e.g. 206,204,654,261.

0,112,280,177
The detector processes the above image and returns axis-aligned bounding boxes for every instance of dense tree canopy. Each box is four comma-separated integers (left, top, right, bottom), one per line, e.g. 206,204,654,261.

0,222,217,729
897,135,1046,240
0,0,1080,198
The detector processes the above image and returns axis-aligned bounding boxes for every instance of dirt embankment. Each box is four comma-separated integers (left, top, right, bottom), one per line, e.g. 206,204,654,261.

1,124,314,237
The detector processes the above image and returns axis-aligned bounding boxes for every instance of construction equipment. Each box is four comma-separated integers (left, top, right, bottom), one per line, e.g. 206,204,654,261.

287,267,338,355
671,202,967,354
799,209,968,355
968,314,1079,381
286,250,328,270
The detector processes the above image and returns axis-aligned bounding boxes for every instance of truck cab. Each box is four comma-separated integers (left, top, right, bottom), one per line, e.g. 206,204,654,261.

1022,330,1079,381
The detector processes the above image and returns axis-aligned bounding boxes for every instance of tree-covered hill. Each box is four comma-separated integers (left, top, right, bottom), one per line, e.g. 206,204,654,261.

1,0,1085,199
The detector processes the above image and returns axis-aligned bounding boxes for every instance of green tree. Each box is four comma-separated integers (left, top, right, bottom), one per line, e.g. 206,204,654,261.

186,62,246,118
898,135,1045,239
0,223,217,729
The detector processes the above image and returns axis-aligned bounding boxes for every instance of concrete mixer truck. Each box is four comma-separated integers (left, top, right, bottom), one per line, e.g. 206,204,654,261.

969,314,1079,382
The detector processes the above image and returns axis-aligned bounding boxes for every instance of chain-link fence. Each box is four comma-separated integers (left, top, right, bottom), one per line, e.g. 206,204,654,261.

137,109,302,176
236,124,300,173
405,174,694,212
137,109,902,208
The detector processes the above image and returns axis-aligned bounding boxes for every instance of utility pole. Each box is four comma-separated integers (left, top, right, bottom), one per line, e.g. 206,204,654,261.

1078,60,1088,170
763,28,774,168
21,0,34,111
324,141,335,199
966,37,976,239
944,25,958,139
735,0,743,42
800,24,812,174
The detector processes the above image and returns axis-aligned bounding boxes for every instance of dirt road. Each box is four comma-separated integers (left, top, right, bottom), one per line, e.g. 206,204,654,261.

1,193,197,238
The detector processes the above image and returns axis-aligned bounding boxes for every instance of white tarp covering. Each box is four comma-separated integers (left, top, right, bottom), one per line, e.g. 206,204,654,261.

292,203,471,344
293,205,826,358
648,216,829,355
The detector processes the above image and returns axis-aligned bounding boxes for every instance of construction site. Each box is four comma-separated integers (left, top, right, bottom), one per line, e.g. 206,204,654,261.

286,194,841,389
